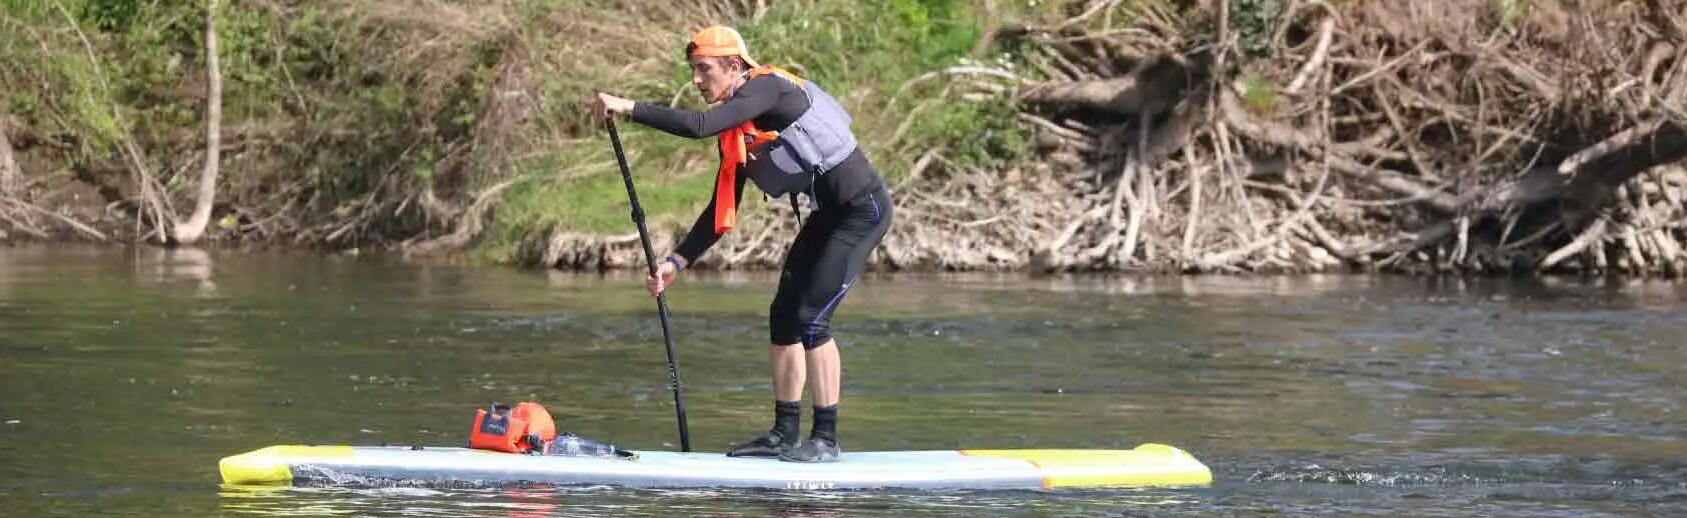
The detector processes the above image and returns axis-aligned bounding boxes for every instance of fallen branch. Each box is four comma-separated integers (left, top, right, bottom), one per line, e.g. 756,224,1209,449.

1540,217,1608,270
6,197,106,240
403,176,521,254
1219,90,1460,211
1557,120,1667,176
1021,55,1190,116
1283,16,1335,96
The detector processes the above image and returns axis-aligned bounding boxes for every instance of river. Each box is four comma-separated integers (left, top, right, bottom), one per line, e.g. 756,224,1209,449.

1,245,1682,516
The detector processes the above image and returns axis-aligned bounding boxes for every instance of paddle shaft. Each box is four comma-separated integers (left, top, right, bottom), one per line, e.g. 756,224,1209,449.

606,119,692,452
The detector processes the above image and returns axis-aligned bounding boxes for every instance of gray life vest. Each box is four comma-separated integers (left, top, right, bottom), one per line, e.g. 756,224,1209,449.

744,78,858,197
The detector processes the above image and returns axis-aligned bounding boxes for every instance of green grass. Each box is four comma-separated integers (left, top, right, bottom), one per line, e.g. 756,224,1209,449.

1240,73,1279,115
480,0,1028,260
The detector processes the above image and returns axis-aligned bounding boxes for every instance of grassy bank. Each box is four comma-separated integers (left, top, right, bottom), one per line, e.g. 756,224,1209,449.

17,1,1672,275
1,0,1032,259
481,0,1031,260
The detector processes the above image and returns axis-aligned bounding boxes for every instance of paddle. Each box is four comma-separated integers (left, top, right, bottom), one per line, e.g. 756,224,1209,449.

605,118,692,452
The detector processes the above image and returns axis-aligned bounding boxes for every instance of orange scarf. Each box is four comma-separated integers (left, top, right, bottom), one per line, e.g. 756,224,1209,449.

712,66,805,234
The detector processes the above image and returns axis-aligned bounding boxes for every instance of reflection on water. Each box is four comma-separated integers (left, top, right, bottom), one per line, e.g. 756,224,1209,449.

0,245,1684,517
141,246,218,296
215,484,1208,518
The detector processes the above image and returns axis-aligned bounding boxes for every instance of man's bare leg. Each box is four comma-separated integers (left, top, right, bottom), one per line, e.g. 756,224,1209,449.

726,344,806,458
778,338,842,462
770,343,806,402
805,339,840,407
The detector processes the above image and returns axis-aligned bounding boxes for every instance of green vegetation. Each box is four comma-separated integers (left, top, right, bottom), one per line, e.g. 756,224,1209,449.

488,0,1027,259
1488,0,1529,29
2,0,1030,260
1239,73,1278,115
1229,0,1283,57
4,0,506,242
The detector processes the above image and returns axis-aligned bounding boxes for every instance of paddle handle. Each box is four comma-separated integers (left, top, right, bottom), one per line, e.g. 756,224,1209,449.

606,118,692,453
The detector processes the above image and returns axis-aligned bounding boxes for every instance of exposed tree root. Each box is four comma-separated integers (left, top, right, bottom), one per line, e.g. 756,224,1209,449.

841,0,1687,275
597,0,1687,275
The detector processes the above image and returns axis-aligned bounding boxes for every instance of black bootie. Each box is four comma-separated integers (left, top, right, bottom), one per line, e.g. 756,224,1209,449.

779,404,840,463
727,400,801,458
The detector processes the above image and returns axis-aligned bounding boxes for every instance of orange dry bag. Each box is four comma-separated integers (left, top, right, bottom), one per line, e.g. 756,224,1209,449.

511,402,557,446
468,402,557,453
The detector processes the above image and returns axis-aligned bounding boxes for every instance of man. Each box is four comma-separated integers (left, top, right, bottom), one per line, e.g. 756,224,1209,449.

593,26,892,463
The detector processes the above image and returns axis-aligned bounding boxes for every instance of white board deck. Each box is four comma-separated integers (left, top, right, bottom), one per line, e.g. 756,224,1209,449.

220,444,1213,490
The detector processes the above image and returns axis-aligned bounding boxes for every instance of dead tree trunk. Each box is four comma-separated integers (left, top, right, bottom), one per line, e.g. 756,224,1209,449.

0,115,15,240
172,0,221,245
0,115,17,197
0,114,18,198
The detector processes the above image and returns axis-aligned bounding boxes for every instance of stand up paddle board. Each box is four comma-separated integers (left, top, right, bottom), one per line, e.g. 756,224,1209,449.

220,443,1212,490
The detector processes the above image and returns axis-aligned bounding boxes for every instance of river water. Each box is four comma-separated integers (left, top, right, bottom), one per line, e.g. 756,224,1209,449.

0,246,1682,517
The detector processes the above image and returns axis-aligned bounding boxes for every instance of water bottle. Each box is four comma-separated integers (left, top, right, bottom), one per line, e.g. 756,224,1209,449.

544,433,624,457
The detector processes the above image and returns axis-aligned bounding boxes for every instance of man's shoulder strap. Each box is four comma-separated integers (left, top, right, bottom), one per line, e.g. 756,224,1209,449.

746,64,806,87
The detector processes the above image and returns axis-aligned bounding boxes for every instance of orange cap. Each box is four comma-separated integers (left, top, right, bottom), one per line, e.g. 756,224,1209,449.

688,26,760,68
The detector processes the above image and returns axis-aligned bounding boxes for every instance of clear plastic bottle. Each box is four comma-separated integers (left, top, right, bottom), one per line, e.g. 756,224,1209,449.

544,433,624,457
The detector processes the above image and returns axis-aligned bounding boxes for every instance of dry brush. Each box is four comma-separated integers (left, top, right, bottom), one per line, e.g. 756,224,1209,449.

878,0,1687,275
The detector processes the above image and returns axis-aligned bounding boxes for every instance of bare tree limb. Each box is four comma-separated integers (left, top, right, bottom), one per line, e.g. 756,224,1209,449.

1284,17,1335,95
1219,90,1460,211
1541,217,1607,270
4,198,106,240
172,0,223,245
1557,120,1667,176
1179,146,1203,261
1021,55,1190,116
0,115,16,197
404,176,521,254
51,0,174,240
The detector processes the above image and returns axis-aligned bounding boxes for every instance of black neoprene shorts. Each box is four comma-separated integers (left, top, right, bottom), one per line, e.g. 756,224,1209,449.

769,182,893,349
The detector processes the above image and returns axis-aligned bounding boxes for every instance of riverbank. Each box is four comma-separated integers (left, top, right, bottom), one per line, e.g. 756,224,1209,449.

4,1,1684,275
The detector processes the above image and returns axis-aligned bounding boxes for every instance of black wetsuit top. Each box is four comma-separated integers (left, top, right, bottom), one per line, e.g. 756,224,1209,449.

628,73,893,348
630,74,882,265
